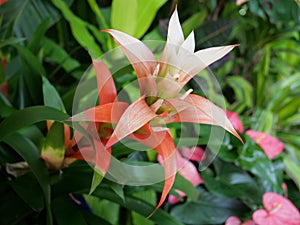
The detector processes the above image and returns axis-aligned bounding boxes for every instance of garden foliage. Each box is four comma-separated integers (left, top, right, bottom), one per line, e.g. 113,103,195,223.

0,0,300,225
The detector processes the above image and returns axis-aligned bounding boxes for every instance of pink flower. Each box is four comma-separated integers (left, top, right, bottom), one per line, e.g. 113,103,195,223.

157,149,203,204
225,216,255,225
253,192,300,225
246,130,284,159
181,146,205,161
226,111,244,133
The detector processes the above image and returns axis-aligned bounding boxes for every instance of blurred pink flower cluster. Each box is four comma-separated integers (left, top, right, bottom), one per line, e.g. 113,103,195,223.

226,111,284,159
225,192,300,225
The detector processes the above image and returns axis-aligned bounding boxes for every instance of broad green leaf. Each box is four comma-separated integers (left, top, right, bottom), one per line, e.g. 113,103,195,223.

52,196,88,225
284,156,300,190
111,0,167,38
227,76,253,108
278,132,300,147
27,19,51,54
0,0,72,39
111,0,137,36
173,173,199,202
195,20,235,48
41,122,65,169
0,184,33,225
10,173,44,212
109,182,125,202
132,190,156,225
87,0,109,29
285,114,300,126
266,87,290,111
42,77,66,112
82,211,113,225
182,10,207,36
43,38,80,75
201,159,261,206
134,0,167,38
52,163,183,225
3,133,52,225
85,195,119,225
52,0,102,59
0,106,69,141
236,136,282,193
92,188,185,225
170,187,248,224
253,109,274,133
0,37,24,49
15,45,44,79
278,97,300,121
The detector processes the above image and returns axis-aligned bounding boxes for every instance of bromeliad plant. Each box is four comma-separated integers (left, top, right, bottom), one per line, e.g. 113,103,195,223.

71,8,242,213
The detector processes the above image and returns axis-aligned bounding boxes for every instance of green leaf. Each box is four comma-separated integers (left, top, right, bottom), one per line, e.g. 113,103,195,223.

41,122,65,169
0,106,69,141
52,196,88,225
10,172,44,212
132,190,156,225
182,10,207,36
227,76,253,108
42,77,66,112
3,133,52,225
51,0,102,59
87,0,109,30
89,169,104,195
201,159,261,206
278,97,300,121
173,173,199,202
0,37,25,49
92,188,185,225
170,187,248,224
27,18,51,54
278,132,300,147
43,38,81,75
15,44,45,76
195,20,235,48
284,156,300,190
85,195,119,225
52,163,182,225
0,0,72,39
111,0,167,38
253,109,274,133
236,136,282,193
0,184,33,225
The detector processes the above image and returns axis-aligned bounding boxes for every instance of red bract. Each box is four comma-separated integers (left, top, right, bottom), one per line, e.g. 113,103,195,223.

70,61,128,173
226,111,244,133
71,8,242,214
157,148,204,204
246,130,284,159
253,192,300,225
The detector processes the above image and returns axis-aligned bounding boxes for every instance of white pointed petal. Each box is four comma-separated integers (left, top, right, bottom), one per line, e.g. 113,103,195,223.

105,29,157,75
195,44,239,67
167,8,184,46
181,31,195,53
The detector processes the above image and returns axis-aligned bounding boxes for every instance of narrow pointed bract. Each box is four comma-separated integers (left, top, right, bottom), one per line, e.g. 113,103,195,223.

94,61,117,105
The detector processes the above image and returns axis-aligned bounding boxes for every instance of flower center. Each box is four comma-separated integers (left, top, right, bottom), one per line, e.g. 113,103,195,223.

269,203,282,214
